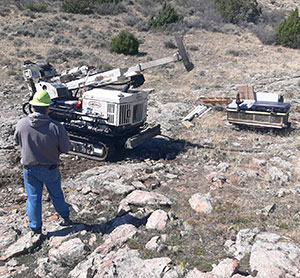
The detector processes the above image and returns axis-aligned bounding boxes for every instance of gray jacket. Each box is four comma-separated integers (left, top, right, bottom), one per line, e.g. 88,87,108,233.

14,112,72,166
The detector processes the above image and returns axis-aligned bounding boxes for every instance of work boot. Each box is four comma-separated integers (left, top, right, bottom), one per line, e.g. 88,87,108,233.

60,217,73,226
31,227,42,234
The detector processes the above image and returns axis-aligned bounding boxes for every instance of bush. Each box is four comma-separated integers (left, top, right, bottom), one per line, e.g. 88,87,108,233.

215,0,261,24
93,2,126,15
47,47,68,64
52,35,72,45
259,8,286,26
94,0,122,3
61,0,122,14
124,15,142,27
164,40,177,49
61,0,92,14
110,30,139,55
0,7,11,17
13,38,25,47
275,8,300,49
250,24,276,45
149,3,183,29
26,2,48,13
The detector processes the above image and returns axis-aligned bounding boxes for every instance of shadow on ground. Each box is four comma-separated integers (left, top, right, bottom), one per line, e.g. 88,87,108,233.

46,209,149,238
112,136,203,162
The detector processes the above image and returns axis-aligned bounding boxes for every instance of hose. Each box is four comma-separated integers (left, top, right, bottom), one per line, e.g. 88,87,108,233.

22,102,33,115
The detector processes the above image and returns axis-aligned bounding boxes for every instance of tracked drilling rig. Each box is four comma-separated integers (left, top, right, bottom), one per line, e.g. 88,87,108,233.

22,35,193,160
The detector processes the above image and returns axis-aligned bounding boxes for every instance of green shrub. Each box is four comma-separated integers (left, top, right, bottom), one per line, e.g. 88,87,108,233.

275,8,300,49
94,0,122,3
149,3,183,29
110,30,139,55
61,0,122,14
215,0,261,24
26,2,48,13
61,0,92,14
93,2,126,15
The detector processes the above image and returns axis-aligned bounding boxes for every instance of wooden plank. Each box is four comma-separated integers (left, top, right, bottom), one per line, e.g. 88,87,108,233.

182,120,194,128
198,97,234,104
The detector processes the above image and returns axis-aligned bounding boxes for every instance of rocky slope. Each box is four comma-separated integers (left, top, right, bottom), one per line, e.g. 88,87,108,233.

1,1,300,277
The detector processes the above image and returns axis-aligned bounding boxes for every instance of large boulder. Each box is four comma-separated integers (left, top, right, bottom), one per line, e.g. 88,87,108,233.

249,232,300,278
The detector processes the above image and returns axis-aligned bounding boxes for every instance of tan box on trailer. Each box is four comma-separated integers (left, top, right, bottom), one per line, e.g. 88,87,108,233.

237,85,255,100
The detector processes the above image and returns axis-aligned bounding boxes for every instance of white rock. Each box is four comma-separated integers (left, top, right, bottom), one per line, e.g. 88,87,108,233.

211,258,239,278
188,193,213,214
146,210,168,230
48,238,88,267
250,232,300,278
145,236,160,250
120,190,172,207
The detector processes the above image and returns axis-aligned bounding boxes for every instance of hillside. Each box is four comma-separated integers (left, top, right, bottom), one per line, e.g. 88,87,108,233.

1,1,300,277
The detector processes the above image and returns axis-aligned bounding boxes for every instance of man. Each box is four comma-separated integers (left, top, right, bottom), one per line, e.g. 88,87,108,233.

14,90,72,234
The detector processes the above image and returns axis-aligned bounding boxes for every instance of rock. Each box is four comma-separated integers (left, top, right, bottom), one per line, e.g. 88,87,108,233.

105,224,138,245
162,268,180,278
49,235,70,249
48,238,89,267
0,226,18,256
217,162,231,172
276,188,291,197
82,229,92,242
148,102,190,134
103,180,135,195
68,257,96,278
0,265,10,278
131,180,147,190
101,247,172,278
255,204,276,217
145,236,160,250
101,212,147,234
165,173,178,179
183,221,193,232
146,209,168,230
188,193,213,214
0,262,28,278
0,231,42,261
211,258,239,277
186,268,216,277
35,257,67,278
153,162,165,171
81,186,91,195
185,259,239,278
249,232,300,278
224,228,260,260
6,258,18,267
270,157,293,169
268,166,290,186
70,246,172,278
232,275,254,278
252,158,267,167
120,190,172,208
94,224,138,256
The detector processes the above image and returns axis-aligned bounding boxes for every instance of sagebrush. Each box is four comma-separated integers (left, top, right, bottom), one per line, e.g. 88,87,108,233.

215,0,261,24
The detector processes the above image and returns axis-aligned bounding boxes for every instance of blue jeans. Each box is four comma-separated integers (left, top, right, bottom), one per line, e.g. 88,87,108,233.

23,166,69,230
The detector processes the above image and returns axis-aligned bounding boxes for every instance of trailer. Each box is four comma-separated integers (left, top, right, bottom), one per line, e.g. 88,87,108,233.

226,85,291,129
